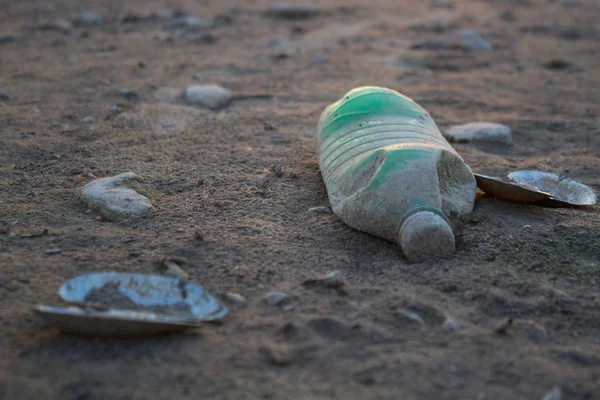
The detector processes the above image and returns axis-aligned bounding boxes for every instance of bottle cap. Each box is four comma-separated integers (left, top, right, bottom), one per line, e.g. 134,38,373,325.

398,211,455,263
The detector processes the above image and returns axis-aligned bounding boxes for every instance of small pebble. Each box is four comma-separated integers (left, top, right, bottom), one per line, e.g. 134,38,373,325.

194,227,205,241
151,9,174,20
53,19,73,33
308,206,332,214
213,12,234,26
522,224,532,229
0,33,22,44
561,0,579,6
82,116,95,123
411,38,451,50
264,291,288,307
185,84,231,110
541,387,562,400
189,33,216,45
428,0,454,8
192,73,202,80
456,30,492,52
543,59,578,71
166,15,212,32
163,260,189,279
266,39,288,50
444,122,512,145
44,248,61,255
28,108,40,114
262,343,297,366
311,54,328,64
442,318,458,331
119,12,144,24
220,292,247,305
494,317,513,334
302,270,344,288
116,88,138,100
72,11,103,27
266,4,319,19
396,310,425,325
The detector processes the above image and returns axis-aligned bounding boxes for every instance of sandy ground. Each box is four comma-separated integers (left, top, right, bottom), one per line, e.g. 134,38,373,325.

1,0,599,399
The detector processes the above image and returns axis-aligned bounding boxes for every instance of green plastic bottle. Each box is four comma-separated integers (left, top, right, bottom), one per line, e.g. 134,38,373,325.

317,86,476,262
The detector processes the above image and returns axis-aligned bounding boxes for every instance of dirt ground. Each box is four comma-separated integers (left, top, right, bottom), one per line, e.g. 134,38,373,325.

1,0,599,399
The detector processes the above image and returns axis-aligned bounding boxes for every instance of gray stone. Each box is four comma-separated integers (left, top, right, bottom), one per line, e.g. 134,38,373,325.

185,84,231,110
119,12,145,24
398,311,425,326
82,116,95,123
302,270,344,288
444,122,512,145
541,388,561,400
116,88,138,100
311,54,328,64
0,33,22,44
72,11,103,27
44,248,61,255
52,19,73,33
151,9,174,20
162,260,189,279
266,4,319,19
456,30,492,52
34,19,73,33
441,318,458,331
264,291,288,307
428,0,454,8
220,292,247,305
194,227,205,241
166,16,212,32
82,172,152,219
27,108,39,114
189,32,216,45
266,39,288,50
411,38,451,50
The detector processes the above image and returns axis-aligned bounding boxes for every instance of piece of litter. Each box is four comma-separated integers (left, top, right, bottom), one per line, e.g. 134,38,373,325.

508,170,596,206
34,272,227,337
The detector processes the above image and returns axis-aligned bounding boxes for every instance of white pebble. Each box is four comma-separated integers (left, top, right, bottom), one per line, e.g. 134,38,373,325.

442,318,458,331
445,122,512,145
264,291,287,307
185,84,231,110
221,292,247,305
541,388,561,400
82,172,152,219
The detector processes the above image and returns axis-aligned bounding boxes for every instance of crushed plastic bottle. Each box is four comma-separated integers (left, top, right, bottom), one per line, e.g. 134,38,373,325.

316,86,476,262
